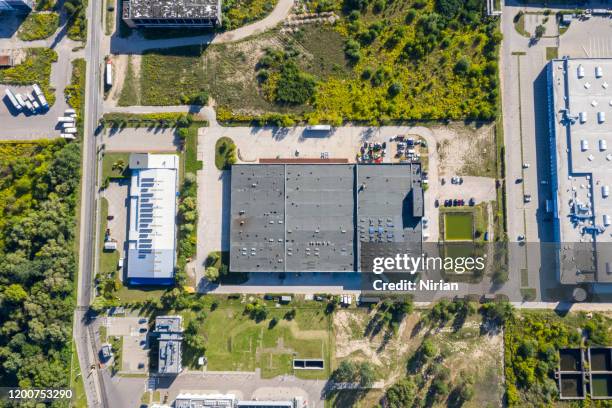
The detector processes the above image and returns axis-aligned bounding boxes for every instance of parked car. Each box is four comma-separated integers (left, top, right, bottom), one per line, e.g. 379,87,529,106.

524,194,532,203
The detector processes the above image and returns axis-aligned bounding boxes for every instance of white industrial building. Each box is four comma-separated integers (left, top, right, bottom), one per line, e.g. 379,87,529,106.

127,153,179,285
548,58,612,284
173,393,304,408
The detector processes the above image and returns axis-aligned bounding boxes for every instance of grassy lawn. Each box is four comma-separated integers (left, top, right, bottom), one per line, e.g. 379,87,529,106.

101,152,130,180
17,12,59,41
546,46,559,60
184,125,203,173
118,56,139,106
105,0,115,35
444,212,474,241
187,303,331,379
514,12,531,37
99,197,119,277
71,342,88,408
140,46,207,106
215,137,237,170
0,48,58,106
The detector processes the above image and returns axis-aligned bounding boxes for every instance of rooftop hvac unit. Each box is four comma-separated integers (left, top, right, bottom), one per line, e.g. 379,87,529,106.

596,66,603,78
598,111,606,123
604,214,611,227
581,139,589,151
603,185,610,198
579,111,587,123
600,139,608,151
578,64,585,78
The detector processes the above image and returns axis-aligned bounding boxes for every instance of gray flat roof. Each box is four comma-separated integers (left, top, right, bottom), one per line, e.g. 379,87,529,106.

155,315,182,333
230,163,423,273
124,0,220,20
550,58,612,283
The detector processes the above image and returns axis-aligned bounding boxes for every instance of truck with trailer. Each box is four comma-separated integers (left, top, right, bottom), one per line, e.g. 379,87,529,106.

105,60,112,88
57,116,75,123
32,84,48,109
4,89,22,111
63,127,77,134
15,93,26,108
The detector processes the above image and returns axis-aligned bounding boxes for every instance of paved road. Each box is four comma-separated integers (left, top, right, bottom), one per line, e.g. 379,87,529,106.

109,0,294,54
74,0,106,403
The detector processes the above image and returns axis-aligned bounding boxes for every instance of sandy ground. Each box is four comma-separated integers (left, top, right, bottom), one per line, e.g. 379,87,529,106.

332,309,504,406
433,123,496,177
107,54,141,107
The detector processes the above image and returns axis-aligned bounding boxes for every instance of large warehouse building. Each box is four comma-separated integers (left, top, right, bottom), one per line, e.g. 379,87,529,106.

548,58,612,284
127,153,179,285
122,0,221,28
230,163,424,273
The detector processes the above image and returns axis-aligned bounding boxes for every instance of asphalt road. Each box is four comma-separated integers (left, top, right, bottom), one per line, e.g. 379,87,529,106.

74,0,106,404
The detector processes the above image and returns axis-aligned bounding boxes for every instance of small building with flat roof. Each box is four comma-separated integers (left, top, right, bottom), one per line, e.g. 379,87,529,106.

122,0,221,28
127,153,179,285
230,163,423,273
154,315,183,375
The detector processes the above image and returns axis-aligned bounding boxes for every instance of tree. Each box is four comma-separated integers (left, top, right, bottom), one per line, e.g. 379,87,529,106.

333,360,358,382
388,82,402,97
359,362,376,388
4,284,27,303
454,56,471,75
535,24,546,39
205,266,219,282
386,378,416,408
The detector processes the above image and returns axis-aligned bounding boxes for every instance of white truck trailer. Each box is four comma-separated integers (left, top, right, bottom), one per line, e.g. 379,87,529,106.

4,89,22,110
32,84,49,109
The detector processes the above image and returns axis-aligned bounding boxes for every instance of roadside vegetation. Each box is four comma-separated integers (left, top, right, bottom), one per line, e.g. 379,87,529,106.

0,48,58,106
127,0,501,123
100,113,195,128
64,0,88,41
215,137,237,170
222,0,278,30
64,59,86,137
17,12,59,41
0,140,81,390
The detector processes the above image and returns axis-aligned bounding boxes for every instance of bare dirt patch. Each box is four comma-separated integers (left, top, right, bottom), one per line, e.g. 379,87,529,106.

433,123,496,178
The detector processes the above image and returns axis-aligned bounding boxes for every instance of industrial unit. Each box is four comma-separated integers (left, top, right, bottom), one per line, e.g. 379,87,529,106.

126,153,179,285
155,315,183,375
122,0,221,28
548,58,612,285
229,163,424,273
173,393,303,408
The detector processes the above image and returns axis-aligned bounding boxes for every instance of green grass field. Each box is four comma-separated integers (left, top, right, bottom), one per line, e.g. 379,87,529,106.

101,152,130,180
444,212,474,241
190,304,331,379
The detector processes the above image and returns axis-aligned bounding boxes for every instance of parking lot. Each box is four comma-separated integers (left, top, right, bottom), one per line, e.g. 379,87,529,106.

103,180,129,266
101,127,181,152
105,316,149,374
0,84,67,140
196,125,497,278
